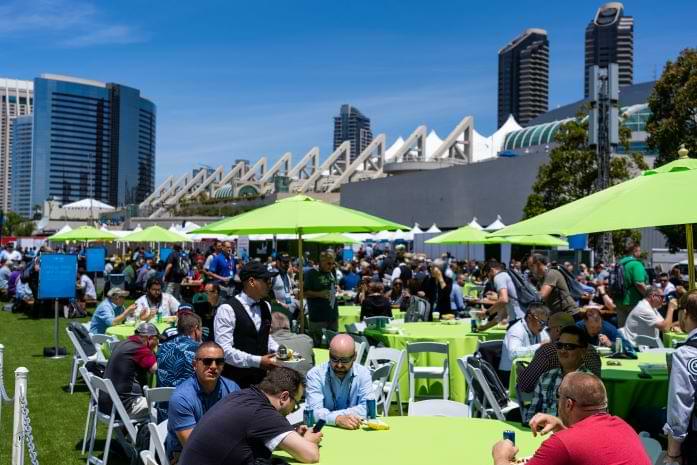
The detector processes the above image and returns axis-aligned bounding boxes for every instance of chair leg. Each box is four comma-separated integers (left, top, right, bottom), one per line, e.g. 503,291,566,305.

86,410,99,464
443,373,449,400
408,371,415,403
103,415,115,465
69,357,78,394
395,385,403,416
81,403,94,455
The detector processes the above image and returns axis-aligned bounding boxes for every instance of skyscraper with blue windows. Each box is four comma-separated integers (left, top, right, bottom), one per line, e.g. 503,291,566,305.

31,74,156,208
10,115,33,218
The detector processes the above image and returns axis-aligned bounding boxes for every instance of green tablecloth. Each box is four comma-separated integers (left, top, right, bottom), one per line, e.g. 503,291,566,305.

510,351,669,421
105,322,172,340
365,322,481,402
275,417,543,465
663,331,688,348
313,348,329,365
338,305,405,332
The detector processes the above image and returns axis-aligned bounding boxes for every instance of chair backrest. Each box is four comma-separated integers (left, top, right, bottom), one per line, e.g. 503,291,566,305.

635,335,660,349
366,347,404,369
321,328,339,346
108,274,126,287
143,386,176,423
638,432,662,465
78,365,99,401
476,340,503,372
148,420,169,465
370,363,393,400
404,296,430,322
355,341,368,365
66,326,92,364
139,450,158,465
407,399,470,417
364,316,391,328
465,355,509,420
89,374,138,442
514,360,533,425
68,322,98,357
286,402,305,425
345,322,367,334
91,334,117,346
406,342,448,356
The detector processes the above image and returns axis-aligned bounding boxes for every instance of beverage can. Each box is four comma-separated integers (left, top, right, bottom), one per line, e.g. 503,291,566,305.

503,430,515,445
156,312,162,324
366,399,377,419
470,318,478,333
303,408,315,427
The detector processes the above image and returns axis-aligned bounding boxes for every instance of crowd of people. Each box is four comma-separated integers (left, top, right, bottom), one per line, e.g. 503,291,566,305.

38,235,696,464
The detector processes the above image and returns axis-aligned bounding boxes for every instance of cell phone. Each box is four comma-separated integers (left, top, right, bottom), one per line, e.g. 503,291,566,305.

312,419,326,433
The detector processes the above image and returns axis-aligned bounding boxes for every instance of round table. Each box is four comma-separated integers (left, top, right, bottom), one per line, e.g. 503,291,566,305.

510,351,669,424
365,322,481,402
663,331,688,348
105,321,172,340
275,417,543,465
338,305,406,332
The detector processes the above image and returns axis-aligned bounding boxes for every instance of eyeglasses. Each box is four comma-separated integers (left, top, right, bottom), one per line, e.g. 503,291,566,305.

197,357,225,367
555,342,583,351
329,355,354,365
531,314,547,327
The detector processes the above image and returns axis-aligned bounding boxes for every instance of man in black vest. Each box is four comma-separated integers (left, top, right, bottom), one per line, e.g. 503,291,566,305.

215,262,280,387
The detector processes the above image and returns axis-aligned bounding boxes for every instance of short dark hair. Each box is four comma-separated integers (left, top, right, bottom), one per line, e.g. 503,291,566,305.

624,239,639,255
205,282,220,294
146,277,163,290
258,367,305,396
195,341,223,358
529,253,548,266
368,282,384,294
559,324,589,347
177,312,202,335
659,272,669,279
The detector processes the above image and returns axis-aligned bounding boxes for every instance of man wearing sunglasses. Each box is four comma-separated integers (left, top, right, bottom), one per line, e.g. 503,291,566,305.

499,304,550,384
524,326,591,422
166,341,239,463
492,372,651,465
305,334,374,430
215,261,280,388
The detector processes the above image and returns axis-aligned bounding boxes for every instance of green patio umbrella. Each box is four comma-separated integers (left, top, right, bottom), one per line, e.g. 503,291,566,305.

306,233,361,245
425,225,490,244
484,234,568,247
191,194,407,330
48,225,117,242
490,146,697,288
122,225,192,243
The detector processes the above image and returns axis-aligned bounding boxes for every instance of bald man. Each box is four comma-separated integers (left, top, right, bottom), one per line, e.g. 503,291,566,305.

305,334,374,429
492,372,651,465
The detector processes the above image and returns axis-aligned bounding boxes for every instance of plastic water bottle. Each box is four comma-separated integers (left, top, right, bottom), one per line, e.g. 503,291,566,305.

614,337,623,354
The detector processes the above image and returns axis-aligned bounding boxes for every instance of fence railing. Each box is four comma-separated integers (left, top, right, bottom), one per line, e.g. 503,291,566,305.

1,344,38,465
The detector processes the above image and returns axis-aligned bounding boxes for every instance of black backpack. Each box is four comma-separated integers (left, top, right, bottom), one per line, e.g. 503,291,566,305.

177,253,191,279
553,265,586,302
468,355,509,410
608,260,631,300
505,269,542,311
68,321,97,357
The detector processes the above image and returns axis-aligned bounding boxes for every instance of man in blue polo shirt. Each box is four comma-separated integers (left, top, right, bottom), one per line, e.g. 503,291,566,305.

207,240,236,295
166,341,239,462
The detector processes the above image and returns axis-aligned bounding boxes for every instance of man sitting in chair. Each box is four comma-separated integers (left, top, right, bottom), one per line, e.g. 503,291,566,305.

305,334,374,430
622,286,676,349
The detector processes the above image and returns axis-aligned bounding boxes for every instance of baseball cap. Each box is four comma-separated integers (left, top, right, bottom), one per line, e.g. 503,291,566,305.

135,323,160,337
278,252,291,263
240,262,278,282
107,287,130,298
177,303,194,314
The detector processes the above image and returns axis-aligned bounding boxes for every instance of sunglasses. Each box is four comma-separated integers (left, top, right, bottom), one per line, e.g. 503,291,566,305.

197,357,225,367
555,342,583,351
329,355,354,365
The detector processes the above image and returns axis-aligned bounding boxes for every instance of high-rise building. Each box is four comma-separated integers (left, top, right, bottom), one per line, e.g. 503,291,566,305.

333,104,373,160
10,115,33,218
0,78,33,213
584,2,634,97
31,74,156,208
498,29,549,128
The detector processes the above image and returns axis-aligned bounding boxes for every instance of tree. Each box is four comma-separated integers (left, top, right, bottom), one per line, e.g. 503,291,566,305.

646,48,697,251
523,112,647,258
1,211,34,237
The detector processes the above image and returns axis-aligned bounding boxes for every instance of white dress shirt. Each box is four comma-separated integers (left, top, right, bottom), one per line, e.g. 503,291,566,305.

500,319,550,371
214,292,278,369
134,293,180,318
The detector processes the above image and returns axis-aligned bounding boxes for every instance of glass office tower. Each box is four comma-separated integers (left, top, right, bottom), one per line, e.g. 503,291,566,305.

10,115,33,217
32,74,156,208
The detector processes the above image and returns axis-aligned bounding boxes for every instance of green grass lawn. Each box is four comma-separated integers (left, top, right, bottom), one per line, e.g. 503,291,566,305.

0,309,131,465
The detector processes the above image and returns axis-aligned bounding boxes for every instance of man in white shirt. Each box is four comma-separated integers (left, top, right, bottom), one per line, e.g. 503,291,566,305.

214,262,280,387
621,286,676,348
499,304,550,382
135,277,180,320
78,268,97,301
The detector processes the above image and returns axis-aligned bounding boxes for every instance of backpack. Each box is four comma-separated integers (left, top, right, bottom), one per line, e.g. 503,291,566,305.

504,269,542,311
68,321,97,357
405,295,430,322
177,253,191,279
398,264,412,281
609,260,631,300
468,355,510,410
553,265,586,302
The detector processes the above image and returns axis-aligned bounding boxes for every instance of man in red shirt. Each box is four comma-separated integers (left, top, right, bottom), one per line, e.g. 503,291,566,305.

492,372,651,465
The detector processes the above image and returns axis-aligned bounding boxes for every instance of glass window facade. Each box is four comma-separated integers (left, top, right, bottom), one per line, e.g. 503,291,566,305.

10,115,33,217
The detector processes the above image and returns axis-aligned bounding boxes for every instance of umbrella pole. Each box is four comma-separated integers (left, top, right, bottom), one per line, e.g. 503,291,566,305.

687,224,695,291
298,231,305,333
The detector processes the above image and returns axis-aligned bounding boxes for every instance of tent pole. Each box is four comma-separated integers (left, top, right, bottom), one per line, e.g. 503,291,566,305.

298,231,305,333
687,224,695,291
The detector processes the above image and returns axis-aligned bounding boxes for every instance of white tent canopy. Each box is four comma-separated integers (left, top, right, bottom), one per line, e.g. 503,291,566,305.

425,223,441,233
63,198,114,211
484,215,506,232
468,217,483,230
56,224,73,235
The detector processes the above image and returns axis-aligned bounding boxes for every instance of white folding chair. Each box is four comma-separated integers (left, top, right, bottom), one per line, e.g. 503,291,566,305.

514,360,534,422
139,450,158,465
286,402,305,425
345,321,367,334
635,334,662,349
78,366,99,455
639,432,663,465
66,327,106,394
364,316,391,328
85,375,140,465
354,341,368,366
370,363,393,404
143,386,175,423
460,355,518,420
148,420,169,465
407,342,449,401
366,347,406,416
407,399,470,417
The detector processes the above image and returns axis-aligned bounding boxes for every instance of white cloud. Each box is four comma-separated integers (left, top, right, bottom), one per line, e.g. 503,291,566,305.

0,0,146,47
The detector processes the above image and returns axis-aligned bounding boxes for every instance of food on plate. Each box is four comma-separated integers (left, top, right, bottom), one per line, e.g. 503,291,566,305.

364,420,390,430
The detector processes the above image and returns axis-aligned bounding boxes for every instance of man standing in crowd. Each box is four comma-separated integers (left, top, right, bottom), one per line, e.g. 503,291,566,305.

164,244,185,300
0,258,11,300
622,286,677,348
305,250,339,345
100,323,160,421
89,288,137,335
450,273,466,314
617,240,649,326
157,312,203,388
179,367,323,465
305,334,373,429
135,277,180,320
499,304,550,383
525,326,591,422
207,240,236,297
272,252,297,318
664,293,697,465
270,312,314,377
214,262,279,387
517,312,600,393
481,260,523,329
166,341,239,463
527,254,577,316
492,372,651,465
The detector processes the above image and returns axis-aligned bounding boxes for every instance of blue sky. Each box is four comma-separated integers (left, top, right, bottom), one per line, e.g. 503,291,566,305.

2,0,696,183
